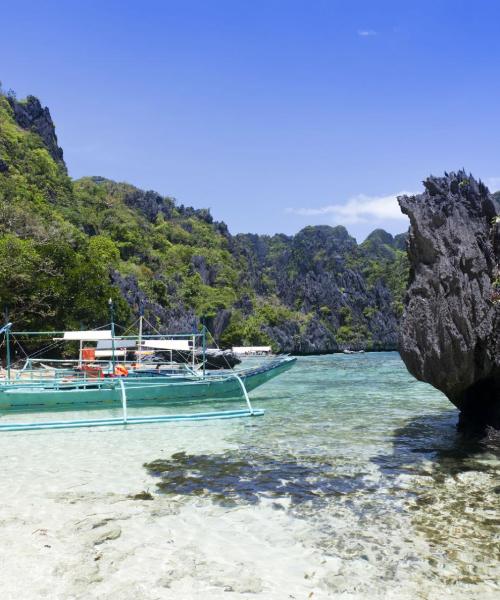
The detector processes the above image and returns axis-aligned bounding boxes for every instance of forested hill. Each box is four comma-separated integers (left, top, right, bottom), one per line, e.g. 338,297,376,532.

0,91,408,352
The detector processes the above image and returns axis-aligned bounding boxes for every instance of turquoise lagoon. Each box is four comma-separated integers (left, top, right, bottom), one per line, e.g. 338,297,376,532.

0,352,498,599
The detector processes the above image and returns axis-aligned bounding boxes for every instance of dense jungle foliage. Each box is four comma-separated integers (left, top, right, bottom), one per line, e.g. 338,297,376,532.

0,90,409,351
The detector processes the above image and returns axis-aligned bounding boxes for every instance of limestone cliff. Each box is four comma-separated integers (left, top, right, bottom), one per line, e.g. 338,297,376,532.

7,95,66,171
0,90,408,353
398,171,500,433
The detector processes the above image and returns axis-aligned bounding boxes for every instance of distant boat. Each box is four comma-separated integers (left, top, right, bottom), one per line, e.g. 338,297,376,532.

232,345,272,356
342,349,365,354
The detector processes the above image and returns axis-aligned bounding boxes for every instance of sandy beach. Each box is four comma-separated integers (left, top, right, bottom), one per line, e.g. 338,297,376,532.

0,422,348,600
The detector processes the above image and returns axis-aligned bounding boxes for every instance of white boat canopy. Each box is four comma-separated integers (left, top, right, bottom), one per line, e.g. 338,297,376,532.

232,346,272,354
57,330,113,341
142,340,191,351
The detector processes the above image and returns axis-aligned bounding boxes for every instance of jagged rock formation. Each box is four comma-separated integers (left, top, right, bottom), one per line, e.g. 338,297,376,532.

0,90,409,353
231,226,407,353
7,95,66,171
398,171,500,433
106,223,407,353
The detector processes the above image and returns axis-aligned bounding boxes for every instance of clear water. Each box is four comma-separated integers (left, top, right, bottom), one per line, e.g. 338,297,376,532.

0,352,499,599
144,352,500,596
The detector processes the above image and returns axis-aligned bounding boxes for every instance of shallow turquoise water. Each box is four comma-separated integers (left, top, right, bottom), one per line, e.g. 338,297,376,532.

147,351,470,503
145,352,500,595
0,352,498,598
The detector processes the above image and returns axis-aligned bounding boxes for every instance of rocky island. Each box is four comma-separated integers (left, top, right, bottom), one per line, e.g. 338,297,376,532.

0,90,408,354
398,172,500,433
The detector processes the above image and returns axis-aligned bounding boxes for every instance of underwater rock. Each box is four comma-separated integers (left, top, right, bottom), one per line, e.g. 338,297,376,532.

128,490,154,501
91,525,122,546
144,450,367,506
398,171,500,434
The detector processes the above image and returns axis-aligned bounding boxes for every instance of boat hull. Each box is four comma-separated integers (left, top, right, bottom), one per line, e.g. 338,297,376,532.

0,357,296,411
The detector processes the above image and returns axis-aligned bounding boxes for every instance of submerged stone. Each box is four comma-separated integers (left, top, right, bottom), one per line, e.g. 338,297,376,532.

128,490,154,501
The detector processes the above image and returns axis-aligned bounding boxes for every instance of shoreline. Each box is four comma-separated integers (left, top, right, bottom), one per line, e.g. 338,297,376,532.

288,347,399,356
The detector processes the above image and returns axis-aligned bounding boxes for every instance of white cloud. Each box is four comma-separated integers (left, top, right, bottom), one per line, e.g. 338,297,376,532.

357,29,377,36
286,192,413,224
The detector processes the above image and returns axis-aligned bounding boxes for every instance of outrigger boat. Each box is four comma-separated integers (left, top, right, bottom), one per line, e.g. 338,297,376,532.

0,308,295,431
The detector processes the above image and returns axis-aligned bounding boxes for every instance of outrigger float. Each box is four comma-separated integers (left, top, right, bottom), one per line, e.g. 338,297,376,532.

0,307,295,432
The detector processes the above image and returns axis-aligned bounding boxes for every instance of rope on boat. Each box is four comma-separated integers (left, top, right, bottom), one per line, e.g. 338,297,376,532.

203,327,237,371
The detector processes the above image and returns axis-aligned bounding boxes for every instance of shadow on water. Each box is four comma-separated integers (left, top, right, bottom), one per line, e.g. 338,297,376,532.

144,413,500,508
143,406,500,506
144,450,372,507
373,409,500,480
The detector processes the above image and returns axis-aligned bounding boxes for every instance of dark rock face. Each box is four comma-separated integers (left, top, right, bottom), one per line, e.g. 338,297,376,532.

233,225,404,353
155,348,240,369
398,171,500,433
205,309,232,341
393,232,408,251
191,254,217,285
122,186,228,232
123,189,176,221
110,271,198,334
266,316,338,355
8,95,66,171
199,348,241,369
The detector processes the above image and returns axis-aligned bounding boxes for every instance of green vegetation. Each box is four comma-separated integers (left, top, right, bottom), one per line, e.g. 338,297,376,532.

0,93,296,336
221,301,303,350
347,231,409,307
0,91,409,349
0,96,130,328
335,306,371,349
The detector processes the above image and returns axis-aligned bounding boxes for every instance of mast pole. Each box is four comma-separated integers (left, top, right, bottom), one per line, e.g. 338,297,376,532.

3,308,11,383
192,318,197,371
192,334,196,370
6,323,11,383
109,298,116,373
138,304,143,365
202,324,206,377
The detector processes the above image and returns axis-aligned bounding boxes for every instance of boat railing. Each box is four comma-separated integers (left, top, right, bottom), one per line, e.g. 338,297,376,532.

10,357,192,376
0,367,205,390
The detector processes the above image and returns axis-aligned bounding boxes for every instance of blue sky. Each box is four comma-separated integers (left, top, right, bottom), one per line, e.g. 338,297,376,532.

1,0,500,240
